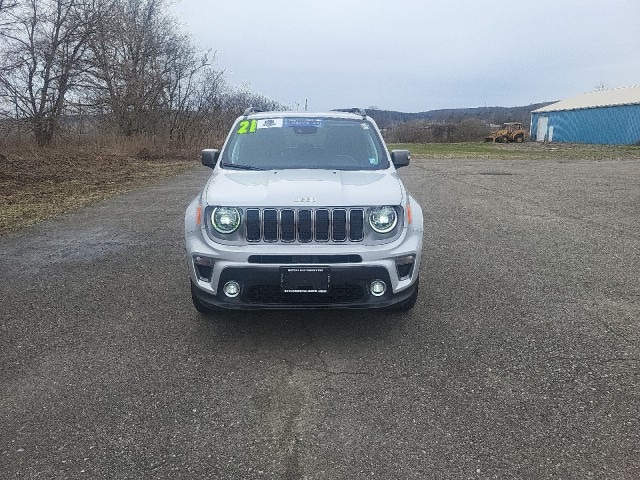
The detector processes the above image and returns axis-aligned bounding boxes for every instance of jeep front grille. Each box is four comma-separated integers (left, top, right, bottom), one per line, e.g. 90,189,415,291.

245,208,365,243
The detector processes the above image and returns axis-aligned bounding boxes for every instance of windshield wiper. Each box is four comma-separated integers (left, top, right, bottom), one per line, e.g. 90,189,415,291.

221,163,267,171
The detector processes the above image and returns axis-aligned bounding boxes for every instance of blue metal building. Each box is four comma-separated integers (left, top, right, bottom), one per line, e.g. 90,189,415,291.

530,86,640,145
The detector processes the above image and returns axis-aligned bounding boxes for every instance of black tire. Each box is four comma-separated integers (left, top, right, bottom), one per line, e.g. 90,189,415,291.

190,281,215,315
394,278,419,312
501,135,510,143
515,135,524,143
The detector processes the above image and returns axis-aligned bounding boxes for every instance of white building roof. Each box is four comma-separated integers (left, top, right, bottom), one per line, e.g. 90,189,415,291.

532,85,640,113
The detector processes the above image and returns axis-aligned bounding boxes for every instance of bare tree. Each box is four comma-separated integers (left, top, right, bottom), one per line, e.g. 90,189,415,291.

164,61,227,145
87,0,202,137
0,0,100,145
0,0,18,24
87,0,267,146
0,0,284,147
451,118,490,142
0,0,18,23
0,0,19,124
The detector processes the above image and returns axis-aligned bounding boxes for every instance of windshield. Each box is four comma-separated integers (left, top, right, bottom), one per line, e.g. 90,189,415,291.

220,117,389,170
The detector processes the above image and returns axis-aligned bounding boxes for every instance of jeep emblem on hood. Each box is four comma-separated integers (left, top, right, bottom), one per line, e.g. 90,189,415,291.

294,197,317,203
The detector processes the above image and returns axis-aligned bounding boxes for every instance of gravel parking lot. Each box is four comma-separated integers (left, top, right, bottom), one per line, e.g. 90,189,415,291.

1,157,638,479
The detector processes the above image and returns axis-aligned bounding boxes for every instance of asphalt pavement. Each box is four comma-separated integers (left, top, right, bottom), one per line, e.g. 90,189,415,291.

1,157,639,479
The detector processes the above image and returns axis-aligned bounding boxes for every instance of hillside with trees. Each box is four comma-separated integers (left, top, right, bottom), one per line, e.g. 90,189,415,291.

366,103,555,143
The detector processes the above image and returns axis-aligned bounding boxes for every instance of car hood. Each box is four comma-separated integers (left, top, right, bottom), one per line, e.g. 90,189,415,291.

203,169,404,207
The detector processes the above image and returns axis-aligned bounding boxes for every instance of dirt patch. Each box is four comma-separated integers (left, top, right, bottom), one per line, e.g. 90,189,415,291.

0,146,196,235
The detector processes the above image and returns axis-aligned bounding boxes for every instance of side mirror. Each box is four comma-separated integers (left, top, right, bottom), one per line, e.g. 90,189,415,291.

391,149,410,168
201,149,220,168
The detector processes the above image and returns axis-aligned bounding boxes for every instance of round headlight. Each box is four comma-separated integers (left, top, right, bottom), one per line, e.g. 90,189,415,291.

369,206,398,234
211,207,241,234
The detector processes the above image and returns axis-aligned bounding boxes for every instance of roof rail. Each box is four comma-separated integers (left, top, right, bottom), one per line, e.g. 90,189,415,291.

332,107,367,119
243,107,264,117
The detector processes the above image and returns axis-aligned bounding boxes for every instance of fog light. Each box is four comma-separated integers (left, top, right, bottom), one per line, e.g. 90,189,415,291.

370,280,387,297
223,281,240,298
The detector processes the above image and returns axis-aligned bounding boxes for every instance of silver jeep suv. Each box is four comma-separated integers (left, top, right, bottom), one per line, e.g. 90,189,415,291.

185,108,423,312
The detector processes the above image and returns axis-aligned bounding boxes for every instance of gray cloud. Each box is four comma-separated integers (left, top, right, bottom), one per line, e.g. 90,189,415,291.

171,0,640,111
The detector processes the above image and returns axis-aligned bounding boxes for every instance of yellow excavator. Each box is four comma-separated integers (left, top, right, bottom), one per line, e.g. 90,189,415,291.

485,122,527,143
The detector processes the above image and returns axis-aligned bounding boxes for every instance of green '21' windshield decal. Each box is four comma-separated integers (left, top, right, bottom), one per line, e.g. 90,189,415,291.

237,120,257,134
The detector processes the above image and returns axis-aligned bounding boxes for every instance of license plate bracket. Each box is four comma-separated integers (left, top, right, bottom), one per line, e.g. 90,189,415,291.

280,266,330,293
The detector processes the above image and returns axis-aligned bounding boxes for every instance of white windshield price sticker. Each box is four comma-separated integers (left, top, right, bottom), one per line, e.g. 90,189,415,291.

257,118,283,129
284,118,323,128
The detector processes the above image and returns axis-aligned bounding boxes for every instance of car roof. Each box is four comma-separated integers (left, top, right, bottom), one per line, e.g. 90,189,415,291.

242,110,369,121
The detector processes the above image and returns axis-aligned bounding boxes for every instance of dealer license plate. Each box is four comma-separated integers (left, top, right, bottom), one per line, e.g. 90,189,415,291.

280,267,330,293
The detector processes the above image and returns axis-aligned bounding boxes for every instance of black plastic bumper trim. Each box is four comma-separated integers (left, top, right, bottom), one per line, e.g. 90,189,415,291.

192,266,417,310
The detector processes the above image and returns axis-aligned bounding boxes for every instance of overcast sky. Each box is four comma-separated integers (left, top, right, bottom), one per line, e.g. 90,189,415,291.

169,0,640,113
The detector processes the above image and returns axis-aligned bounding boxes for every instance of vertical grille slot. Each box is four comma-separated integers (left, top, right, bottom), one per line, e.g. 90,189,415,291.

281,209,295,242
332,209,347,242
298,209,312,242
263,209,278,241
315,209,330,241
349,209,364,241
246,209,261,241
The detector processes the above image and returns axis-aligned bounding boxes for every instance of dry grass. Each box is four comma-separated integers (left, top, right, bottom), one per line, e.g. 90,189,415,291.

0,141,196,235
3,139,640,236
389,141,640,160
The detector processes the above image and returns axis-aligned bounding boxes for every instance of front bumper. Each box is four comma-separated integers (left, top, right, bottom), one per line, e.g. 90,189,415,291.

191,265,418,310
185,203,422,310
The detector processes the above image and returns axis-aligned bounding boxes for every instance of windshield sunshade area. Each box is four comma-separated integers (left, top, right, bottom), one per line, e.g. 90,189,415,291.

221,117,389,171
